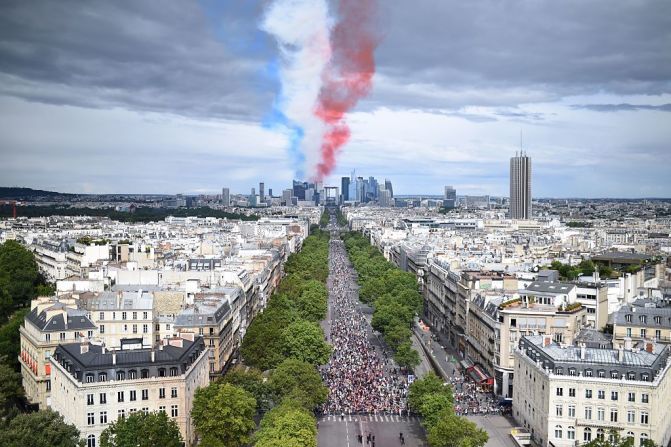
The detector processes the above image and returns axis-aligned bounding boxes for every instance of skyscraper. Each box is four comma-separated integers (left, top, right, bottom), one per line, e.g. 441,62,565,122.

384,179,394,198
444,185,457,209
509,151,532,219
222,188,230,207
259,182,265,203
341,176,350,202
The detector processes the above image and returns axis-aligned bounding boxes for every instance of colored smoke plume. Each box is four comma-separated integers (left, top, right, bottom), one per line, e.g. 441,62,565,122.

261,0,377,181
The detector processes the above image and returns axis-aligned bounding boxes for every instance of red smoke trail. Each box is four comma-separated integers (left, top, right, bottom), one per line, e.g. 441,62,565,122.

313,0,377,180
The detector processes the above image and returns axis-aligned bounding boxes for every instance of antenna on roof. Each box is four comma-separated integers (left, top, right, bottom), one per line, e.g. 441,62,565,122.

520,129,523,156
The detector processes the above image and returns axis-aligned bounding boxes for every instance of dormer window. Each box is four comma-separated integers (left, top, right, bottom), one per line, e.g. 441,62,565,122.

654,316,661,325
116,371,125,381
625,314,632,323
639,315,647,324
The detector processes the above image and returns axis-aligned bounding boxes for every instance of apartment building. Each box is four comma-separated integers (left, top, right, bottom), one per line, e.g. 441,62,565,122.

513,335,671,447
19,296,97,408
612,300,671,345
50,334,209,447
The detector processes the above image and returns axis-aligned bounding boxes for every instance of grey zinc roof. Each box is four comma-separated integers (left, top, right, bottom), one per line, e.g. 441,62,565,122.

524,335,659,367
524,281,575,294
613,302,671,328
26,305,96,332
174,298,231,328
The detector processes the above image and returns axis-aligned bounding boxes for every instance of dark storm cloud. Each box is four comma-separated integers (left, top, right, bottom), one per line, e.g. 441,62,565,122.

373,0,671,108
571,103,671,112
0,0,273,120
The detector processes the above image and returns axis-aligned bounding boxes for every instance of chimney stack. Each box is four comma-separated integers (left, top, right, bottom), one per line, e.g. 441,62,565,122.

543,335,552,347
646,342,654,354
618,346,624,362
112,351,116,365
80,342,89,355
151,351,155,363
624,337,632,351
580,343,586,360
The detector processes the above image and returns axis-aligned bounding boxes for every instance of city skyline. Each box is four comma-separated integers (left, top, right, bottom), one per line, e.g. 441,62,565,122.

1,1,670,197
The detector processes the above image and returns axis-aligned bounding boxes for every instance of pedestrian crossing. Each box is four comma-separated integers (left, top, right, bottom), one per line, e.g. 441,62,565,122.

319,414,420,423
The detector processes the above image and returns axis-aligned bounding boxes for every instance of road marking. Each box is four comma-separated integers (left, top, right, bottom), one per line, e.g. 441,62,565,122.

344,418,350,447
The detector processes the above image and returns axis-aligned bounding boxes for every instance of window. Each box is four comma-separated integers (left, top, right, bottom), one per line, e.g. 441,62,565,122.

87,394,94,405
128,370,137,379
641,411,649,424
628,392,635,402
159,406,166,413
611,391,618,401
142,407,149,414
86,374,95,383
597,407,604,421
627,372,636,380
627,410,635,423
568,368,576,376
171,387,177,398
555,367,563,375
169,367,178,377
99,373,107,382
626,327,632,337
122,312,127,320
143,324,148,334
143,312,148,319
585,389,592,399
568,405,575,417
87,412,95,426
171,405,178,418
158,368,166,377
46,380,51,391
99,312,104,320
100,324,105,334
60,332,66,341
625,314,632,323
117,391,124,403
567,427,575,440
555,405,563,417
118,409,125,420
642,393,649,403
155,324,160,331
640,328,647,338
87,330,93,338
597,370,605,378
641,434,649,445
642,373,649,381
655,316,661,324
132,312,137,320
554,425,563,439
556,387,563,396
45,333,51,342
584,406,592,420
141,369,149,379
130,390,136,401
584,427,592,442
598,390,605,399
142,389,149,400
132,324,137,334
569,388,576,397
100,393,106,404
159,388,166,399
611,371,619,379
597,428,605,441
100,411,107,424
199,328,204,336
87,435,96,447
585,369,593,377
626,432,634,441
116,371,125,381
610,408,618,422
112,312,116,320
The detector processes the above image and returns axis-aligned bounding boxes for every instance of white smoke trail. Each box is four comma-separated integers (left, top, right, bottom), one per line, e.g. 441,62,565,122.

261,0,332,179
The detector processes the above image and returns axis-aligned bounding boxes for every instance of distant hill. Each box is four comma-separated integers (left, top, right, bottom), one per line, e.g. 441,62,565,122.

0,187,72,200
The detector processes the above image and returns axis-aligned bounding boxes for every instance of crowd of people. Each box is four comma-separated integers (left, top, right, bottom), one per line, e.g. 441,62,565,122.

446,375,505,416
320,237,409,415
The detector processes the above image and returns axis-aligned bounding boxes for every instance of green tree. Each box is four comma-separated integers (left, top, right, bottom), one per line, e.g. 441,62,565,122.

99,411,182,447
419,393,454,427
427,410,488,447
0,409,85,447
219,365,273,412
293,286,327,322
0,241,41,322
254,401,317,447
281,320,332,366
192,383,256,447
241,306,298,371
394,342,421,369
269,358,328,410
0,359,24,419
408,373,453,413
383,324,412,351
0,308,29,371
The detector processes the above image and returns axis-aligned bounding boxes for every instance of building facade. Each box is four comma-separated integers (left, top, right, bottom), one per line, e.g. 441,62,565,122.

50,334,209,447
510,152,532,219
513,335,671,447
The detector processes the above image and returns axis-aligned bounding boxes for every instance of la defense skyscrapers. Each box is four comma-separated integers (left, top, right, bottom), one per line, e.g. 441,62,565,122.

509,151,532,219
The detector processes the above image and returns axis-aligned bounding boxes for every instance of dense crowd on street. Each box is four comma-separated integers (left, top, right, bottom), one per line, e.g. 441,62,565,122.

320,237,409,415
447,376,505,416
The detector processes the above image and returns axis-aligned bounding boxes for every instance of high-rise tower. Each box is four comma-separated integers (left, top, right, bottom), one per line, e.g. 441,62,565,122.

509,151,532,219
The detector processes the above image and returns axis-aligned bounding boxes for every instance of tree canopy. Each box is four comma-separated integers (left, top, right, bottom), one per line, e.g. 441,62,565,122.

0,409,84,447
99,411,182,447
0,241,44,322
191,383,257,447
269,358,328,410
219,365,273,412
254,401,317,447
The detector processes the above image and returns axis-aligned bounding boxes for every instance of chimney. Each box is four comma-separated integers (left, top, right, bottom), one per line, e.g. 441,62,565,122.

151,351,155,363
618,346,624,362
543,335,552,347
645,342,654,354
112,351,116,365
80,342,89,355
624,337,632,351
580,343,586,360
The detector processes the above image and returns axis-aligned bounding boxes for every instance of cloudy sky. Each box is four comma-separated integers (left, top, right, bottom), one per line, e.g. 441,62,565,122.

1,0,670,197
